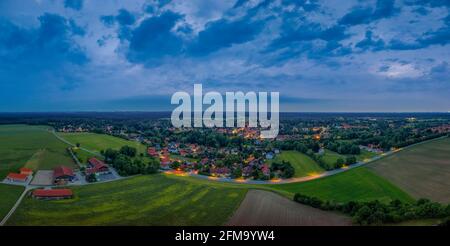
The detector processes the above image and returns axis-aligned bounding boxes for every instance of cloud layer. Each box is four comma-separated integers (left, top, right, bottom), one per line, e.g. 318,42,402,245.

0,0,449,112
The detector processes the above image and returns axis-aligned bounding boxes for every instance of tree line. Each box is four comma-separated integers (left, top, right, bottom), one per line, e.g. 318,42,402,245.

294,193,450,225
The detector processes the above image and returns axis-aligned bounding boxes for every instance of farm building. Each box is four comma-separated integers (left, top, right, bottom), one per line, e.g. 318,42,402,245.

20,167,33,176
6,173,29,183
32,189,73,200
86,157,110,175
53,166,76,184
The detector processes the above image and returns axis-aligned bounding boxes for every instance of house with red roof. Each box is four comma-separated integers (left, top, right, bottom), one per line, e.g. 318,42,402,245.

86,157,110,175
160,155,171,169
6,173,29,183
53,166,76,184
147,147,159,157
32,189,73,200
20,167,33,176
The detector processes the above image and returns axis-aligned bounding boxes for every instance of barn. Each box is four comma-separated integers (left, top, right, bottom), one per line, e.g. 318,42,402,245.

32,189,73,200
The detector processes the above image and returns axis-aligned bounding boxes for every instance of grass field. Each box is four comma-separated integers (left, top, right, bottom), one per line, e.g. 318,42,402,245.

0,125,75,178
270,151,324,177
0,184,24,221
356,149,377,162
320,150,344,168
8,174,247,226
320,149,378,168
59,132,148,155
269,167,414,203
368,137,450,203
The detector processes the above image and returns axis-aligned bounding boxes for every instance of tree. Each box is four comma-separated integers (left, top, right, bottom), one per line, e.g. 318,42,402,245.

104,148,119,162
145,159,160,174
335,158,345,168
270,161,295,179
346,156,357,165
86,173,97,183
76,142,81,148
231,167,242,178
120,145,137,157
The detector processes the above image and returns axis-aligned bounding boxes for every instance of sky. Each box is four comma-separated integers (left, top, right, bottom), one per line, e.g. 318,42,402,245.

0,0,449,112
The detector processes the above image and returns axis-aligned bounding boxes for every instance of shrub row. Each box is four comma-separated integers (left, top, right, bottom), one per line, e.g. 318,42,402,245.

293,193,450,225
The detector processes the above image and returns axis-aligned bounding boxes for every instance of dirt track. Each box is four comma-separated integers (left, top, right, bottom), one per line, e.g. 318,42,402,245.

227,190,352,226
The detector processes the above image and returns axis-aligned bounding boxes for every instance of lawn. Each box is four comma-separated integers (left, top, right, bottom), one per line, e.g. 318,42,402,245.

0,125,75,178
7,174,247,226
269,167,414,203
0,184,24,221
270,151,324,177
368,137,450,203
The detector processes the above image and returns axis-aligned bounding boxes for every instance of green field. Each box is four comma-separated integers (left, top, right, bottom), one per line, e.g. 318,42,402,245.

368,137,450,203
8,174,247,226
0,184,24,221
319,149,378,167
0,125,75,178
320,150,344,168
59,132,147,155
270,151,324,177
269,167,414,203
356,149,377,161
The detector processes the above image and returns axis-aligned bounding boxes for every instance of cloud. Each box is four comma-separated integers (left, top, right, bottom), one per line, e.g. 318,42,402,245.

388,25,450,50
355,31,386,51
0,13,88,66
126,11,184,65
116,9,136,26
188,16,265,56
64,0,83,11
405,0,450,9
100,8,136,27
339,0,398,26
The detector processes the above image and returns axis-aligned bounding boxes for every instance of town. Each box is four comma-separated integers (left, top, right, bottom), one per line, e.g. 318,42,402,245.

3,112,449,183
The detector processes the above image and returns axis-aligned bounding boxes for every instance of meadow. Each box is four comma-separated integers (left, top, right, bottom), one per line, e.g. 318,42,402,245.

269,167,414,203
8,174,247,226
0,125,75,178
319,149,377,168
0,184,24,222
368,137,450,203
269,151,324,177
59,132,148,155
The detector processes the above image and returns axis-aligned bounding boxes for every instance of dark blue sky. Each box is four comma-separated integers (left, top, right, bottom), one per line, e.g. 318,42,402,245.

0,0,449,112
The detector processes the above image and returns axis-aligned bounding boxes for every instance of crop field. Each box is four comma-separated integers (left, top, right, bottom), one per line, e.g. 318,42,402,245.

0,184,24,221
7,174,247,226
368,137,450,203
0,125,75,178
269,167,414,203
59,132,148,155
227,190,351,226
270,151,324,177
